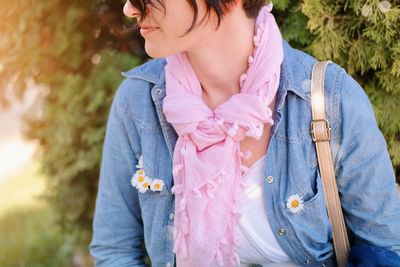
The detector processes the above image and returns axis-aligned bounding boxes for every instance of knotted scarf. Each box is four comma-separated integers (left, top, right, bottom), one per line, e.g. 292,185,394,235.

163,4,284,267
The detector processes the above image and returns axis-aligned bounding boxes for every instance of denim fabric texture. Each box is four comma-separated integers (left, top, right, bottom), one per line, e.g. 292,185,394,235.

89,40,400,267
347,244,400,267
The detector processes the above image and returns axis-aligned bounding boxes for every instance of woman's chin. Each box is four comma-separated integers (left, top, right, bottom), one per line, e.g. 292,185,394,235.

144,43,182,59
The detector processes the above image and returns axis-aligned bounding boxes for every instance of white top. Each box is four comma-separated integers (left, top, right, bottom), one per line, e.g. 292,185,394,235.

234,155,298,267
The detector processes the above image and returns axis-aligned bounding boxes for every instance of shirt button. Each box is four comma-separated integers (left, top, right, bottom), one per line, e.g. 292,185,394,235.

305,259,312,264
155,88,163,95
166,261,171,267
266,175,274,183
278,227,286,236
169,212,174,220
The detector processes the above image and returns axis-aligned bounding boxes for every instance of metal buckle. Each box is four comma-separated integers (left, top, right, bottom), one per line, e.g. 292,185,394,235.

310,119,331,142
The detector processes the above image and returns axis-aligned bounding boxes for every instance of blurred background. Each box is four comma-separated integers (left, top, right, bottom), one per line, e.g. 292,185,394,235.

0,0,399,266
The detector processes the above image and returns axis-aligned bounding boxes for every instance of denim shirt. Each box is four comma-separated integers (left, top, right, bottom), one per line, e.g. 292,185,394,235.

89,41,400,267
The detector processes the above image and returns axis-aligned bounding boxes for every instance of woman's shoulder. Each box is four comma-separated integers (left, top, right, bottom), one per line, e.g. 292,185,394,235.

112,58,167,129
117,58,167,100
282,40,346,94
282,40,372,120
121,57,167,85
117,58,167,98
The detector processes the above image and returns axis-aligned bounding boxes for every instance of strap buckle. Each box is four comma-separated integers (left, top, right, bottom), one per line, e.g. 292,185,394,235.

310,119,331,142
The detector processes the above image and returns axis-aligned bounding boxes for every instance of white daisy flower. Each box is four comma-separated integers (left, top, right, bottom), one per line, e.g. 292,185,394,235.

131,168,147,186
137,177,152,193
131,172,147,188
286,194,304,214
150,179,165,192
135,168,145,176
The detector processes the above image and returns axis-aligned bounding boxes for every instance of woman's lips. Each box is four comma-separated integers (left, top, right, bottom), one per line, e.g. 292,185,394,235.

140,27,158,35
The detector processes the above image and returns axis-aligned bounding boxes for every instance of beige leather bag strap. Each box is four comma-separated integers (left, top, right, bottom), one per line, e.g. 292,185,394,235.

310,60,350,267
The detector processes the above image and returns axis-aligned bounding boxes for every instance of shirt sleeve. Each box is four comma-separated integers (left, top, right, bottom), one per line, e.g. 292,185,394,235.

89,79,146,267
336,71,400,256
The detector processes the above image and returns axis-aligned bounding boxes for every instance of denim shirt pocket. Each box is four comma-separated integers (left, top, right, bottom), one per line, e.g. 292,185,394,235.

299,169,323,208
284,165,333,254
138,130,172,199
282,147,321,210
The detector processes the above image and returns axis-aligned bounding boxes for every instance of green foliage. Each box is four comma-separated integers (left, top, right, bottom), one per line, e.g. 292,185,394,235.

0,0,144,247
26,51,139,243
0,208,74,267
273,0,400,182
0,162,45,216
273,0,315,47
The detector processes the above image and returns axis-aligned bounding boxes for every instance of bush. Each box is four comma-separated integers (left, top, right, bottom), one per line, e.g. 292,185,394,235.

0,208,74,267
0,0,143,247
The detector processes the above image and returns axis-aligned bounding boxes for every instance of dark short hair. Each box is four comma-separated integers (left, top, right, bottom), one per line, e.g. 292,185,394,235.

128,0,268,36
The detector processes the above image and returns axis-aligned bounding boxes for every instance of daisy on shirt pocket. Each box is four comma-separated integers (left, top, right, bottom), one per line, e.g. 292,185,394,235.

283,168,332,251
285,167,325,214
131,155,169,197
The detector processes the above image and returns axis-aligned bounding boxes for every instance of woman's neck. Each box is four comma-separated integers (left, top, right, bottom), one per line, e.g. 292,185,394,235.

186,5,256,109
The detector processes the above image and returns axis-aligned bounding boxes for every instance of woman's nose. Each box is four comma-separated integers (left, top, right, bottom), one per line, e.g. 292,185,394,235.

123,0,140,19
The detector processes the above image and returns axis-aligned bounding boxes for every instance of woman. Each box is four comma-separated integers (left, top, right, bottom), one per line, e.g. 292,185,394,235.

89,0,400,266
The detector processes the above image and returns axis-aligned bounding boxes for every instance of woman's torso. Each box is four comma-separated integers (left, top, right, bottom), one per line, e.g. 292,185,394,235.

235,154,297,266
118,41,335,266
98,40,400,267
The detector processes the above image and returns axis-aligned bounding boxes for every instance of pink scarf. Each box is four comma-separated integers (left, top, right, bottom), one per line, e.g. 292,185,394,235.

163,5,283,267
